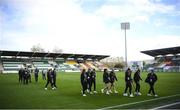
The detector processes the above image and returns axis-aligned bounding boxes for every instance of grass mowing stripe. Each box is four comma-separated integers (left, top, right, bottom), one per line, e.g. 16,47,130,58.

151,101,180,110
98,94,180,110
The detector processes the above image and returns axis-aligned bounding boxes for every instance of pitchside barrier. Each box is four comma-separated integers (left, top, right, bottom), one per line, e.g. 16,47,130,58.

143,66,180,73
155,66,180,72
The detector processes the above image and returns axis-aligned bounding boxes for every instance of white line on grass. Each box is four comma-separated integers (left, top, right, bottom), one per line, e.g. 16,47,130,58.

98,94,180,110
150,101,180,110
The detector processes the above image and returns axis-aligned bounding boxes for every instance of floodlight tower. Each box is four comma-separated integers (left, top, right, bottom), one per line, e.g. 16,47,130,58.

121,22,130,70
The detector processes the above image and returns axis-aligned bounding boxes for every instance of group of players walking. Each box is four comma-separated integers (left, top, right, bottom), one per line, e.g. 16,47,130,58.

80,68,158,97
18,67,32,84
44,68,57,90
18,67,158,97
80,68,97,96
18,67,57,90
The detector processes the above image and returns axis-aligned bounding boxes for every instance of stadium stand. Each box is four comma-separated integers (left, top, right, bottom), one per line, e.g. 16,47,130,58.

33,61,51,70
0,50,110,73
48,60,57,66
141,46,180,72
93,61,108,71
54,59,79,72
65,60,80,72
56,63,80,72
0,60,3,73
2,61,23,73
83,62,91,68
79,63,88,70
86,61,99,70
66,60,78,65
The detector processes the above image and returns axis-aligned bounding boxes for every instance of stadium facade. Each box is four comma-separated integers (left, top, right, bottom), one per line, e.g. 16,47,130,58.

141,46,180,72
0,50,110,73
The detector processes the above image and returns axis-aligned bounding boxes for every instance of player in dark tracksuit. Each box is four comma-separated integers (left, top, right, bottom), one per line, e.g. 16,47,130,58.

52,68,57,88
90,69,97,93
18,68,24,83
23,68,29,84
86,68,92,94
123,68,134,97
45,69,54,90
27,69,31,83
145,70,158,97
81,69,88,96
110,69,118,93
34,68,39,82
133,68,142,96
42,69,46,80
101,69,111,95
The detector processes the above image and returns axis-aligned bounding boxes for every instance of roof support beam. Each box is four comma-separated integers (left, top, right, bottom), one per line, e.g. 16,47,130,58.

44,53,50,57
16,51,20,57
31,52,36,57
55,54,63,59
67,54,74,58
0,51,3,57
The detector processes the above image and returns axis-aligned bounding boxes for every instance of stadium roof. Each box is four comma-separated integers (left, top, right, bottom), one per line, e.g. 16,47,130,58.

0,50,109,60
141,46,180,57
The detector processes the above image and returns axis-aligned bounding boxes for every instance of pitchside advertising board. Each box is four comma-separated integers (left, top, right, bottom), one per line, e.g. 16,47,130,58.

121,22,130,30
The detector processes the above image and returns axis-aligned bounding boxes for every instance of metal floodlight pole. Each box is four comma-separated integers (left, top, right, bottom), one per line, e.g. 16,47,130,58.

124,27,127,69
121,22,130,70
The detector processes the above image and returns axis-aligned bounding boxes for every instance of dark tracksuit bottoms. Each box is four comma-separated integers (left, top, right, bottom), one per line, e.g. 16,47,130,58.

135,81,140,92
90,71,96,91
53,73,57,88
23,70,29,84
45,78,53,88
18,69,23,83
45,72,53,88
124,71,132,94
28,74,31,83
91,79,96,91
23,75,28,84
53,77,56,87
81,81,87,94
35,74,38,82
87,78,92,92
81,72,88,94
148,82,155,95
125,82,132,94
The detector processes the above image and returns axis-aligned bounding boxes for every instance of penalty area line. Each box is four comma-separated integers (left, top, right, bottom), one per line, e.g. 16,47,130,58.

98,94,180,110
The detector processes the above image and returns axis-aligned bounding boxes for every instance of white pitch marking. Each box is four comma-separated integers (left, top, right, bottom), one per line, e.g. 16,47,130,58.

98,94,180,110
150,101,180,110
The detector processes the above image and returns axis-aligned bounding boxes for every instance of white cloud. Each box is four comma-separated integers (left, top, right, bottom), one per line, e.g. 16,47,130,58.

0,0,180,61
154,19,165,27
95,0,175,23
1,0,115,55
126,35,180,61
133,15,149,22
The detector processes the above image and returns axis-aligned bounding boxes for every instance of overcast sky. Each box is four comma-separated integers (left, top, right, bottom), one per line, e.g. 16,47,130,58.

0,0,180,61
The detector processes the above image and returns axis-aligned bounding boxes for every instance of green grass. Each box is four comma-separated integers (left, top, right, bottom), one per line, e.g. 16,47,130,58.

0,72,180,109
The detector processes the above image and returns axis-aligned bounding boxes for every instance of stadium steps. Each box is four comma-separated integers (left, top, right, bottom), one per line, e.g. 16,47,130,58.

94,61,108,71
33,61,52,70
2,61,23,73
83,62,91,68
79,63,88,70
0,61,3,73
86,62,99,70
66,61,78,65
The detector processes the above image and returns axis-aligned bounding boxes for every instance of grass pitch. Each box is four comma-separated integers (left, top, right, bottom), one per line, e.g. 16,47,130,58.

0,72,180,109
